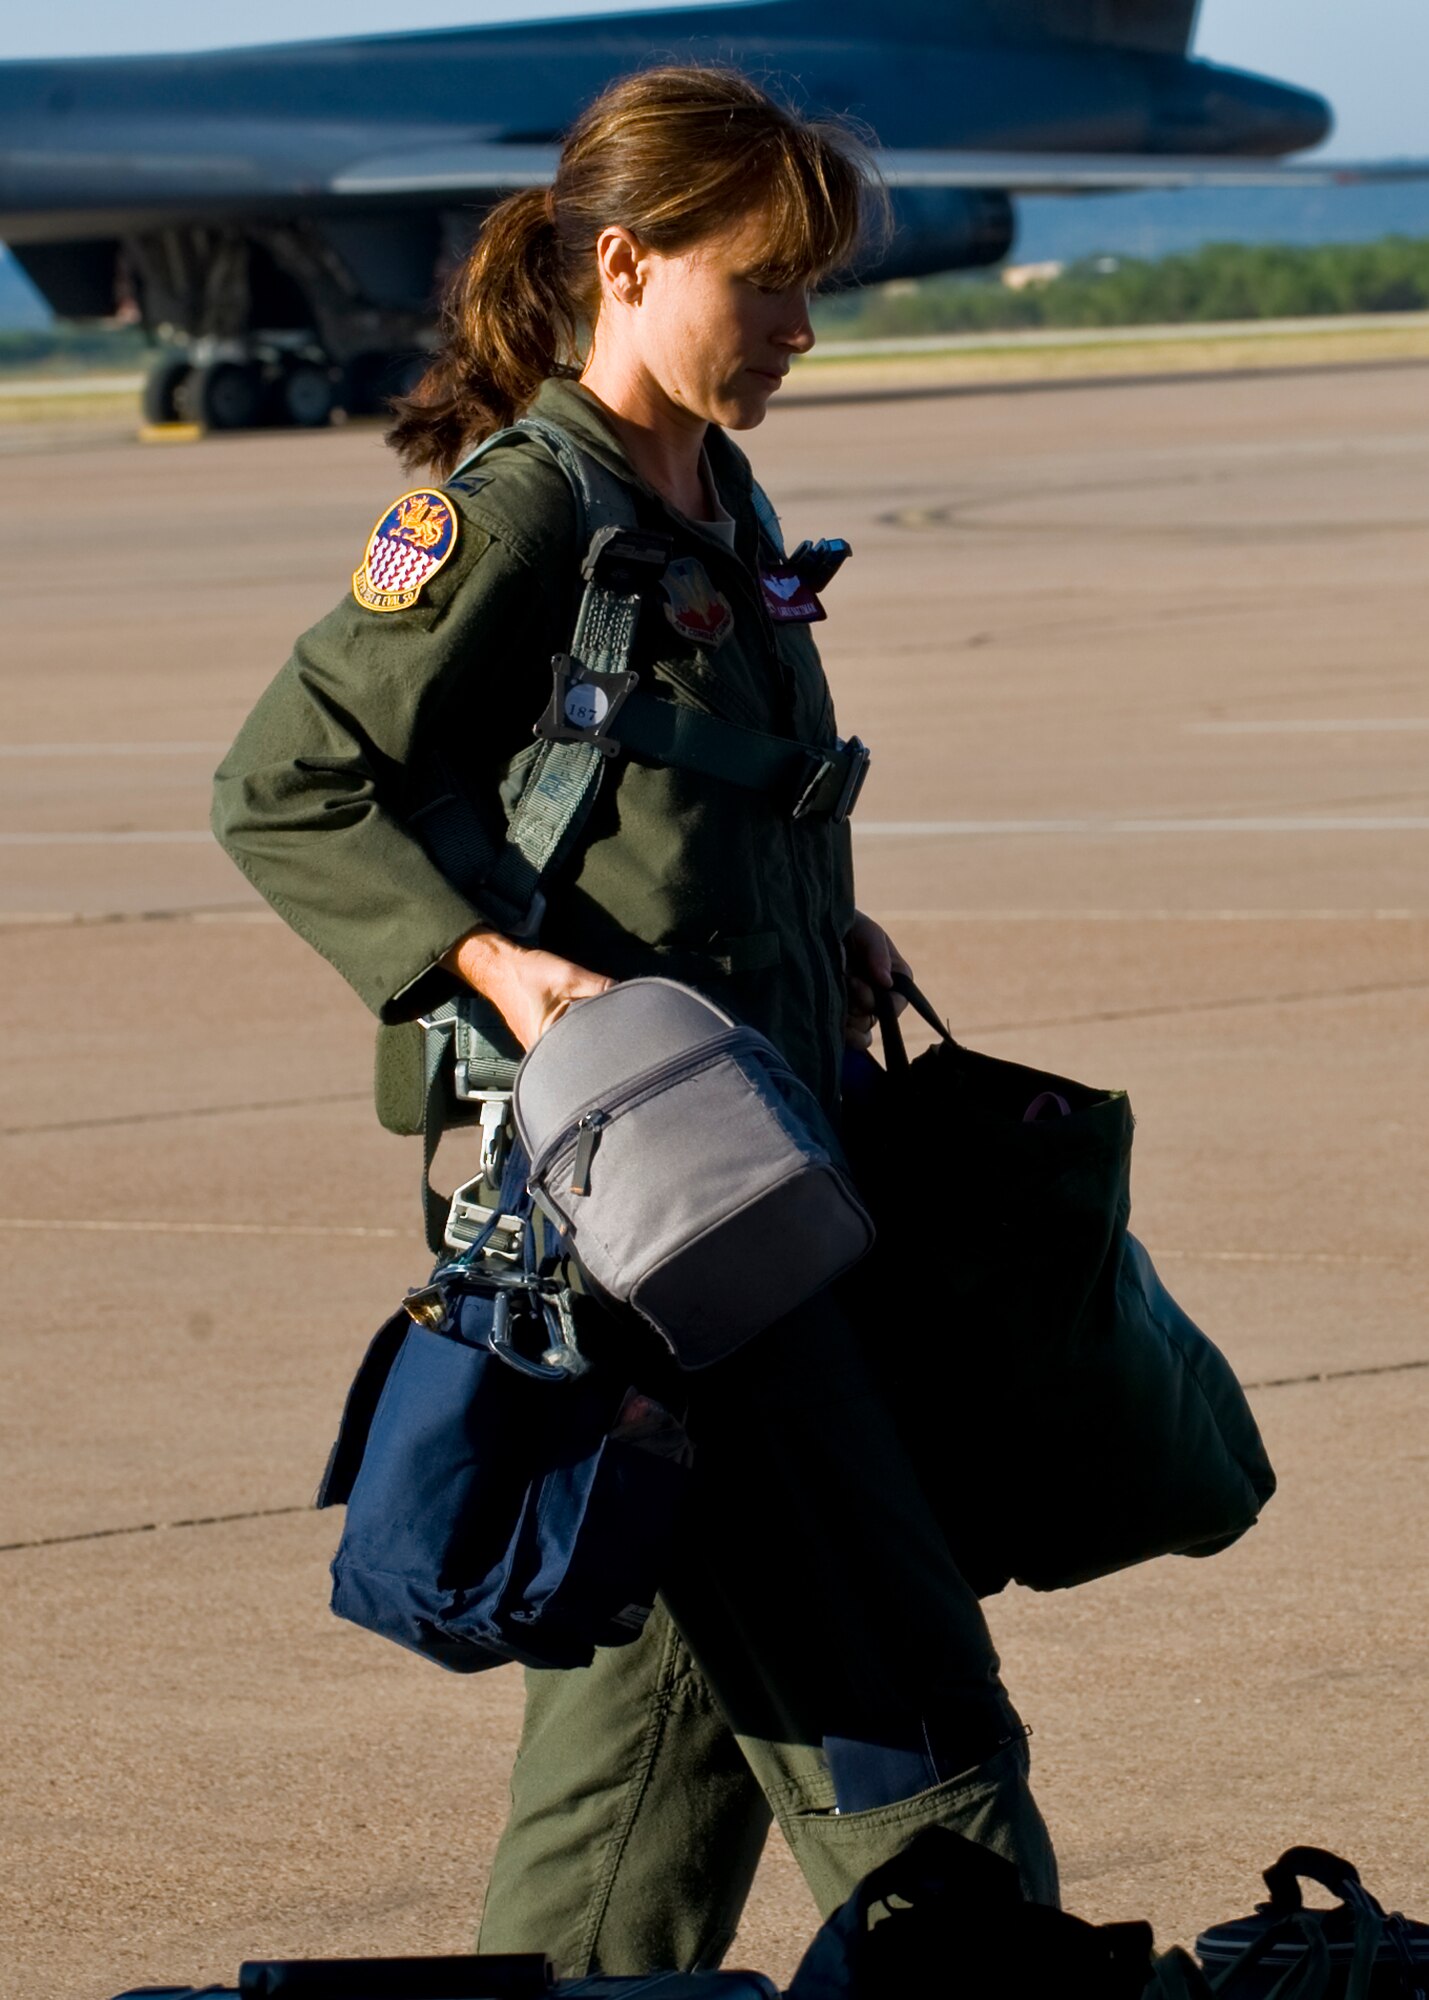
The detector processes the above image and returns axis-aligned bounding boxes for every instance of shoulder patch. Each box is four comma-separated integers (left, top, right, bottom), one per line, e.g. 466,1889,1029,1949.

353,490,459,613
662,557,734,650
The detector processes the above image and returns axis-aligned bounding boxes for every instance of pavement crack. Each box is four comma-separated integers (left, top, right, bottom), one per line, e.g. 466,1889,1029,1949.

8,1360,1425,1555
0,905,272,930
1245,1356,1429,1392
962,975,1429,1037
1,1090,369,1138
0,1503,313,1555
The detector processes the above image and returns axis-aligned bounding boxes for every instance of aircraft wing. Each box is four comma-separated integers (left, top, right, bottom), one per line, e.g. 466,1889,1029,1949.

332,143,1421,200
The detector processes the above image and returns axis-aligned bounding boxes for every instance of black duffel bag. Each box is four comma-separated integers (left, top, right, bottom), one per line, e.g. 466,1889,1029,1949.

1193,1847,1429,1998
840,975,1276,1596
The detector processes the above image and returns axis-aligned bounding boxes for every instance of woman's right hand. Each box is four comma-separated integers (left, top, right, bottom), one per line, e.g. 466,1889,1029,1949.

442,928,614,1050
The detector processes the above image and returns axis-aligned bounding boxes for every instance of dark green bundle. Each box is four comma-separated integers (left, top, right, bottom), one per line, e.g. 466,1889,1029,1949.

841,977,1276,1596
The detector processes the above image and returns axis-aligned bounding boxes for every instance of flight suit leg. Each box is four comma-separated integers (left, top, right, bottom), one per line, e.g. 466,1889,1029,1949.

480,1289,1059,1973
477,1601,772,1976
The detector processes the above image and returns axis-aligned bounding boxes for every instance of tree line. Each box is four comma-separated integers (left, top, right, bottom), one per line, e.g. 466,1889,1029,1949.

812,235,1429,341
2,235,1427,371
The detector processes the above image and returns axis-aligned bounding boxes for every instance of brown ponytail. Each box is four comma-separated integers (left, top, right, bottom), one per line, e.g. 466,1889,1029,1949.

386,65,881,477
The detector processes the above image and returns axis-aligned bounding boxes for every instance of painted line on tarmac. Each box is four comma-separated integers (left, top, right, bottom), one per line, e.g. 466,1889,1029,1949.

0,831,213,845
0,1216,1412,1271
0,1090,369,1138
0,1215,403,1241
1157,1248,1410,1268
5,907,1424,928
856,817,1429,836
0,742,227,758
5,816,1428,847
878,908,1425,921
1186,720,1429,736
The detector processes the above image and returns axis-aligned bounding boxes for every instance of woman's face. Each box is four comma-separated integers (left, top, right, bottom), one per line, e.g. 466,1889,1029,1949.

593,208,818,431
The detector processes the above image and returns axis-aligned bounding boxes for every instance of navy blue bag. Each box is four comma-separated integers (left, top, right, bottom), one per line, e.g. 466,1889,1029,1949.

315,1157,690,1673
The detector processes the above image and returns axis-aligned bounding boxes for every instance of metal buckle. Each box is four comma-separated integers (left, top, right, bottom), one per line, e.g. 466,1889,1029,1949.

581,524,672,592
790,751,836,821
444,1177,527,1257
448,1084,511,1183
832,737,871,824
488,1286,591,1381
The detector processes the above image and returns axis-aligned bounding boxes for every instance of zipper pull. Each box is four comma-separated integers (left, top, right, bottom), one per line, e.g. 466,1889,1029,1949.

569,1109,609,1196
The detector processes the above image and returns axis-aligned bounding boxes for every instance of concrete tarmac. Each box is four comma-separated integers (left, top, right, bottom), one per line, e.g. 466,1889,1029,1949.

2,360,1426,1996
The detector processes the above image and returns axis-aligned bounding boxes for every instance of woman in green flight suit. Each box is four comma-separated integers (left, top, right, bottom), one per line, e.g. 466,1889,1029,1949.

213,63,1058,1979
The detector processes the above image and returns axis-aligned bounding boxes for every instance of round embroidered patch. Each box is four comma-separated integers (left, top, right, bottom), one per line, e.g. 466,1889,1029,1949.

661,557,734,649
353,489,459,613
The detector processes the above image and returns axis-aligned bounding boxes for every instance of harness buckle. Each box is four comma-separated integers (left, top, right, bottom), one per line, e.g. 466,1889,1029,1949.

444,1177,528,1258
449,1082,511,1183
582,524,672,593
791,752,837,821
832,737,871,824
790,737,871,823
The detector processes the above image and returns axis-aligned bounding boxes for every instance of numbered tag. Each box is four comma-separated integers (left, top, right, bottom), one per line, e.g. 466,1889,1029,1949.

536,655,638,760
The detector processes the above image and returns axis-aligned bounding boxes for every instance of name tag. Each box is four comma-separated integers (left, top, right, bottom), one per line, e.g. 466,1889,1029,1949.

760,563,826,623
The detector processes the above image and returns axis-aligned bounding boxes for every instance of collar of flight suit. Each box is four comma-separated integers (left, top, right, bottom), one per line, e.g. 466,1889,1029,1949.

524,374,765,568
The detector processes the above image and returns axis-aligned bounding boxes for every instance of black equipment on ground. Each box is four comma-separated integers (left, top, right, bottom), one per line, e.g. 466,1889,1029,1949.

108,1959,776,2000
1194,1847,1429,1999
786,1825,1155,1999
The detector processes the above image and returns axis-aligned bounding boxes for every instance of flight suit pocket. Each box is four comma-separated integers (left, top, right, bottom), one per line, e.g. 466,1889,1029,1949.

780,1738,1060,1915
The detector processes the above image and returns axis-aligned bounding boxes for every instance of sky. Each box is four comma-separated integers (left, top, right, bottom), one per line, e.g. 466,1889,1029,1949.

0,0,1425,162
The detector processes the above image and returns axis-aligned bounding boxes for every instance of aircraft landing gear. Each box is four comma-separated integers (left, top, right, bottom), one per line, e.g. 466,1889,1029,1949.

179,359,264,431
141,352,194,425
276,360,336,429
142,340,341,433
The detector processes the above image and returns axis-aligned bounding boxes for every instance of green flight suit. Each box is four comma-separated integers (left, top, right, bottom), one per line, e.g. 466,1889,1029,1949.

212,374,1058,1973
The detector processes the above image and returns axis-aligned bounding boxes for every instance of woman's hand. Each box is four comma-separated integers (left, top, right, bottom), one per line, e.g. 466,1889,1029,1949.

843,910,912,1052
443,928,614,1050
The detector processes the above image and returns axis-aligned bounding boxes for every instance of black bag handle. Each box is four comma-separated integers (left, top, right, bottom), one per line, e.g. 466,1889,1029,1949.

873,971,953,1075
1229,1850,1390,2000
1262,1848,1376,1917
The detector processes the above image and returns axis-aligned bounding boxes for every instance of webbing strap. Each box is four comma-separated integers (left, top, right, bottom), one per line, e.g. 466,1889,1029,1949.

414,420,643,1241
610,690,866,818
420,1002,458,1254
432,417,638,929
748,476,786,559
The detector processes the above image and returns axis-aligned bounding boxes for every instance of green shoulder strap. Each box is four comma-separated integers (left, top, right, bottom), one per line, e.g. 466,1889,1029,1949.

411,416,649,1251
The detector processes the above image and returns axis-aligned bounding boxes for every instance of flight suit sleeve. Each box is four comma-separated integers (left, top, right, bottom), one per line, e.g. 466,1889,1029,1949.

211,505,569,1023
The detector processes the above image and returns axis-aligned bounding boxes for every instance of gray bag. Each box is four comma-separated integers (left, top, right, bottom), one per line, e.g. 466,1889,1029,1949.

514,978,875,1367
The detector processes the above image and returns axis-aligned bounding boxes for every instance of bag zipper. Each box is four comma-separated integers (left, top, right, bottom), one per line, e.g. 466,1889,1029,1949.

524,1025,792,1194
569,1109,609,1196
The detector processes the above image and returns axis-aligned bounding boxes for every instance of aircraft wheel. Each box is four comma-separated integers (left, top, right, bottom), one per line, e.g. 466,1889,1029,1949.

281,362,336,429
184,360,263,431
142,354,194,425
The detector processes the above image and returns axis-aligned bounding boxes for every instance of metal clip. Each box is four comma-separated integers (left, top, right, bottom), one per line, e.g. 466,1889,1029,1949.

791,752,836,821
486,1284,590,1381
444,1177,528,1257
581,523,672,592
832,737,871,824
540,1288,592,1378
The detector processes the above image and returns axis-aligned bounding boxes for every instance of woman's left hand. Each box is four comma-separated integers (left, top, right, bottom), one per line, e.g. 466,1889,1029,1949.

843,909,913,1051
